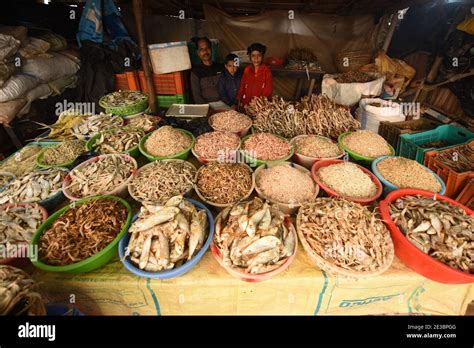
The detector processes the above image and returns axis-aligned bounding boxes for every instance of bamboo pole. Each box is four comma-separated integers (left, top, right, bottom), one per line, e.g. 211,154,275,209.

133,0,157,113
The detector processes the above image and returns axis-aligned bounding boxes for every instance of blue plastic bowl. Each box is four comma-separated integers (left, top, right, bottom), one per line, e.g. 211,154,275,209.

372,155,446,197
45,303,85,316
37,167,69,213
118,198,215,279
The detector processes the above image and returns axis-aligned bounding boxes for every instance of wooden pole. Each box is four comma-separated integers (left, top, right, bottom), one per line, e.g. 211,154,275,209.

133,0,157,113
382,13,400,53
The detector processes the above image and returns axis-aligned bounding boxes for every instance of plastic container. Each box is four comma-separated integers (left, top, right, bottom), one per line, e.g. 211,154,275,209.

0,203,48,269
156,94,187,108
254,162,319,215
0,171,15,192
397,125,474,164
118,198,214,279
311,159,383,205
138,70,185,95
138,129,195,161
114,71,140,91
62,154,137,201
372,156,446,196
191,132,241,165
99,90,149,116
338,131,395,165
30,195,132,274
241,134,294,167
149,41,192,74
379,189,474,284
85,133,141,159
290,135,345,170
456,178,473,209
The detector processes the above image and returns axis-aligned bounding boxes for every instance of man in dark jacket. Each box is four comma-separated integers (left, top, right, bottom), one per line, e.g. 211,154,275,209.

190,37,223,104
218,53,242,108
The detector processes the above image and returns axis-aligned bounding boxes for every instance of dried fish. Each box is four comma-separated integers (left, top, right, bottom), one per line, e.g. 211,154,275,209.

126,114,158,133
342,130,391,158
100,90,147,108
293,135,343,158
243,133,292,161
145,126,192,157
94,126,145,154
334,71,376,84
71,113,123,139
0,172,15,187
194,131,240,160
0,145,42,177
209,110,252,133
40,139,86,166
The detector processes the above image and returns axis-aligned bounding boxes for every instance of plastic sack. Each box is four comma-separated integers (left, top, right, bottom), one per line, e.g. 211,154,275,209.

0,25,28,44
0,61,16,87
357,98,405,132
0,74,38,103
0,33,20,61
21,53,79,83
17,84,52,117
457,15,474,35
35,32,67,52
321,73,385,107
0,98,27,124
48,75,77,95
18,37,52,59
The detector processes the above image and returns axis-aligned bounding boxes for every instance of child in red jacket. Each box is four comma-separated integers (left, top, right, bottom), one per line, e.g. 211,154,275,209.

237,43,273,109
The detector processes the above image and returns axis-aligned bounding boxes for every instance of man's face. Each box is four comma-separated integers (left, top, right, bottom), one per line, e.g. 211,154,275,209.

250,50,263,67
197,40,212,64
225,60,238,76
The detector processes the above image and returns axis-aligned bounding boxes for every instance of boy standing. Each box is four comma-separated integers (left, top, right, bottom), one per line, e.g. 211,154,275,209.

218,54,243,109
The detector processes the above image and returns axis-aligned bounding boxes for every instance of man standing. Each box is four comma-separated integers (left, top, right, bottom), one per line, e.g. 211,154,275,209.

190,37,224,104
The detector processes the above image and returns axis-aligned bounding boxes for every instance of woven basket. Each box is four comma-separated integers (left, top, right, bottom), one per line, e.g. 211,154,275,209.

334,50,373,73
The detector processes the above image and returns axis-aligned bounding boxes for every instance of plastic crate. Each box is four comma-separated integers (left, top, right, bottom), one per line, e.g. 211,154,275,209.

138,71,185,95
114,71,140,91
397,125,474,164
378,117,442,150
156,94,187,108
456,178,473,209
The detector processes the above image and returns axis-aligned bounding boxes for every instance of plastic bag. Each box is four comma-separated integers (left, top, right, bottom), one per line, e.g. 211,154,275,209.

0,61,16,87
357,98,405,132
0,33,20,61
0,74,38,103
0,25,28,44
21,53,79,83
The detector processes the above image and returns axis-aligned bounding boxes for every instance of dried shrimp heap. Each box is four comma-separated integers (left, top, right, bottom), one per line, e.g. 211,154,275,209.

209,110,252,133
256,163,316,204
377,157,442,192
126,196,208,271
40,139,86,165
246,95,359,139
94,126,145,154
318,162,376,198
0,167,67,204
243,133,292,161
342,130,391,158
128,160,196,204
433,143,474,173
194,131,240,160
0,145,41,177
65,154,136,199
196,162,253,205
145,126,192,157
293,135,343,158
214,197,296,274
389,195,473,274
39,199,127,266
334,71,376,84
72,113,123,139
297,198,394,275
0,265,46,315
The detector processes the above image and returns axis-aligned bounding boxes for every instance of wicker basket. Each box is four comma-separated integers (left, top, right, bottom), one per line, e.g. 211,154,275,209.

334,50,373,73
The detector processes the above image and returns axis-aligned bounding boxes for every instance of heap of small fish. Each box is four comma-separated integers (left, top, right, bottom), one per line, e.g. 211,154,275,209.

94,126,145,154
0,145,41,177
389,195,473,274
100,90,147,108
126,114,158,133
0,167,67,204
0,204,44,256
40,139,86,166
64,154,136,199
72,113,123,139
214,197,296,274
125,196,208,271
0,265,46,315
40,111,88,141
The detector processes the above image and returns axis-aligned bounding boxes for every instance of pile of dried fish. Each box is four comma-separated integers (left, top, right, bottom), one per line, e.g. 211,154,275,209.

342,130,391,158
194,131,240,160
285,47,321,71
128,160,196,204
72,113,123,139
377,157,442,192
0,167,67,204
246,95,359,139
389,195,473,274
100,90,147,108
0,145,42,177
40,139,86,166
126,114,158,133
297,198,394,275
214,197,296,274
0,204,45,256
39,199,127,266
196,162,253,205
433,143,474,173
125,196,208,271
293,135,343,158
334,71,376,84
145,126,192,157
39,111,88,141
209,111,252,133
64,154,136,199
94,126,145,154
0,172,15,187
0,265,46,315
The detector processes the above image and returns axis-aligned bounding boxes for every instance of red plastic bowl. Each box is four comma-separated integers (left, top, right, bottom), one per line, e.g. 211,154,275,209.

311,159,383,205
379,188,474,284
0,203,48,269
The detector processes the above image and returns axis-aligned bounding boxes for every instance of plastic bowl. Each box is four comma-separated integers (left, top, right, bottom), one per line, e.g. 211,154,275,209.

254,162,319,215
290,135,345,170
211,213,297,282
338,131,395,165
62,154,137,201
194,162,255,209
372,156,446,197
86,133,141,158
311,159,383,205
35,142,86,169
45,303,85,316
241,133,294,167
139,128,195,161
379,189,474,284
0,203,48,269
127,159,197,204
208,113,253,137
30,195,132,274
0,172,15,192
191,132,241,165
118,198,214,279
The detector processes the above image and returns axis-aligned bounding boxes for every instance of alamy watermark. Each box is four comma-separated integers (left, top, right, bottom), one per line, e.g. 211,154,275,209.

55,100,95,116
0,244,38,261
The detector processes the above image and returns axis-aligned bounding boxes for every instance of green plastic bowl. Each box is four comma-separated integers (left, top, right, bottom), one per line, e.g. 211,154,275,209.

139,128,195,161
338,131,395,165
30,195,132,274
86,133,141,158
241,133,294,167
35,142,86,169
